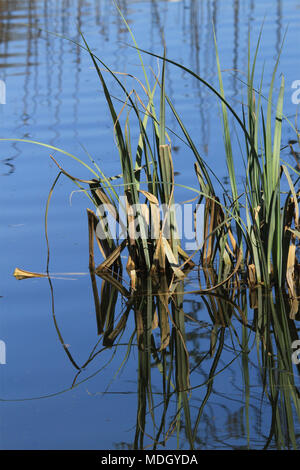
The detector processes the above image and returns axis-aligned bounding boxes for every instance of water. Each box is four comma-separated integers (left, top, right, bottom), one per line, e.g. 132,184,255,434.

0,0,300,450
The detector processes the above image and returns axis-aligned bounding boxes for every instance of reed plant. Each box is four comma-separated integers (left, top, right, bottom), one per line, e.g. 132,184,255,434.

132,26,300,291
8,11,300,295
8,8,300,450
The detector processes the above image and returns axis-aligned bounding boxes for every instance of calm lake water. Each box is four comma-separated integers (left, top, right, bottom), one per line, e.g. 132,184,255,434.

1,0,300,450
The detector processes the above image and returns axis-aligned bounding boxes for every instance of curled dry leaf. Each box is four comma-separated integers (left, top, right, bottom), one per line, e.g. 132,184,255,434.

138,190,159,205
14,268,47,280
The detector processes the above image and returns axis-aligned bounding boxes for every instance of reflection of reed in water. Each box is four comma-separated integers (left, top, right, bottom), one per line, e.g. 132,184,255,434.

13,238,300,449
79,234,300,449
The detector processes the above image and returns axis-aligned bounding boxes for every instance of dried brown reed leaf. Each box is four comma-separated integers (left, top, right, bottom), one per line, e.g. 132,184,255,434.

177,246,196,270
96,240,127,272
103,308,131,347
150,203,160,241
202,198,217,265
248,264,257,288
96,271,130,298
151,237,166,274
196,248,244,294
87,209,103,333
13,268,47,280
249,289,258,309
138,190,159,205
289,298,299,320
87,208,112,260
152,311,159,330
287,244,296,299
162,237,185,279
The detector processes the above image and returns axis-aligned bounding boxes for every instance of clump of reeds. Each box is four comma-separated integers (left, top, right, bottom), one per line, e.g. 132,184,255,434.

44,23,198,287
49,23,300,296
7,5,300,451
124,26,300,294
8,11,300,296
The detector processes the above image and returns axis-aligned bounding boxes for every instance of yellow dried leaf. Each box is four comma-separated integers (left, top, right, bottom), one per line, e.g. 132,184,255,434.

138,190,159,205
14,268,47,280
